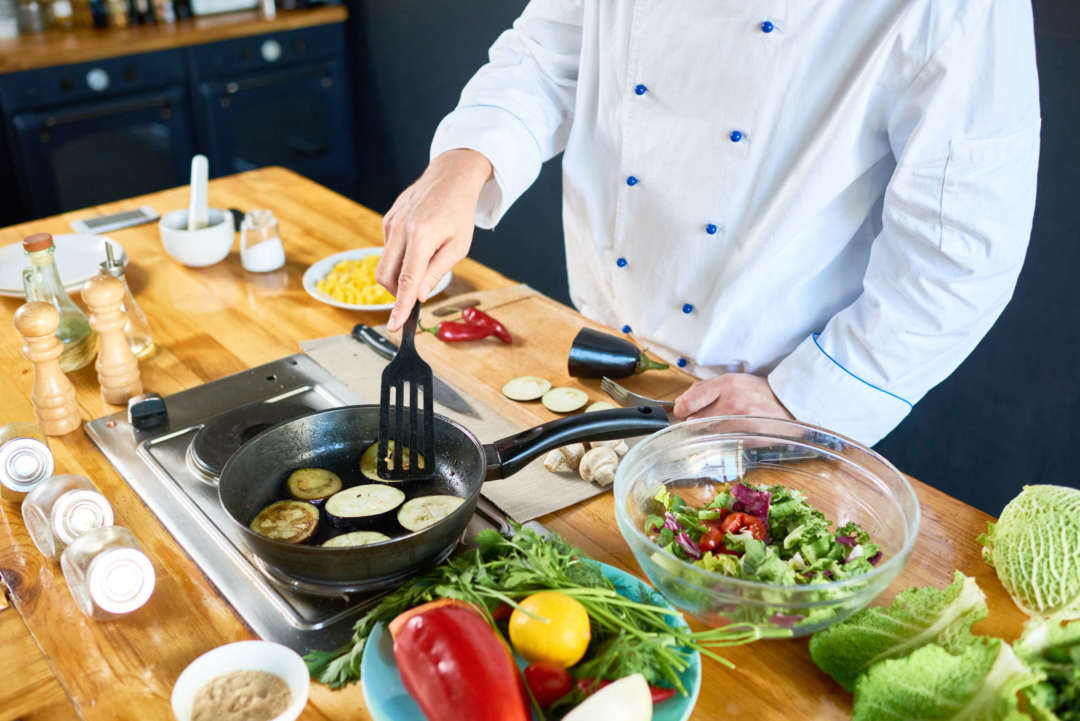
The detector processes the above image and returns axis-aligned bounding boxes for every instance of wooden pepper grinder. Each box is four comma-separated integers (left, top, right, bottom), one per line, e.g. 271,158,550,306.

14,302,81,435
83,275,142,405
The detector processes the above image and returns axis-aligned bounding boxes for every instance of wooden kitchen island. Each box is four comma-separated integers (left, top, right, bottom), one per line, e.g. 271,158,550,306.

0,167,1028,721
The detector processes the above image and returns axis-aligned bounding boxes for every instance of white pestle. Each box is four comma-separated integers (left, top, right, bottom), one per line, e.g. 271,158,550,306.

187,155,209,231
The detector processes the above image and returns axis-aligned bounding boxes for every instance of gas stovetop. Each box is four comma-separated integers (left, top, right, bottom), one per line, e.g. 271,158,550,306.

85,353,530,654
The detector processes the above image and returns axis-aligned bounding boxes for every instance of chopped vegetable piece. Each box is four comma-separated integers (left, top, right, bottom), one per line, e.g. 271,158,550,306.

360,441,425,482
575,678,677,705
286,468,343,502
421,321,493,342
524,662,573,707
585,401,616,412
324,484,405,530
510,591,591,667
397,495,465,532
541,387,589,413
322,530,391,548
250,499,319,544
502,376,552,401
394,605,530,721
562,674,652,721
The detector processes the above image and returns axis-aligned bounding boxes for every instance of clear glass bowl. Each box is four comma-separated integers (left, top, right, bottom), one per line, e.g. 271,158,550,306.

613,416,920,637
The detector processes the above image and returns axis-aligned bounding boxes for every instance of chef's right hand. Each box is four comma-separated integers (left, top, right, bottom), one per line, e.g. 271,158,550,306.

377,149,493,331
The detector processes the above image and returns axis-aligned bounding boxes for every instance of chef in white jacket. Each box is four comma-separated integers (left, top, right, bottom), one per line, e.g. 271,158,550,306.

376,0,1041,445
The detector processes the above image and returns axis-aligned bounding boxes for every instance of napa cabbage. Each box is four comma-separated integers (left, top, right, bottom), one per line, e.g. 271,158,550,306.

979,485,1080,618
1014,614,1080,721
852,638,1043,721
809,571,988,691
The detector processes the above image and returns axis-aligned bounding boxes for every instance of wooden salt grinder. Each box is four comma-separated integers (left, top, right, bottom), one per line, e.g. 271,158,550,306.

83,274,143,405
14,301,81,435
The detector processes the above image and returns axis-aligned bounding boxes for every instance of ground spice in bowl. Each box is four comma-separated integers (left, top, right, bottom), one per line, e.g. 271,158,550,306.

191,669,291,721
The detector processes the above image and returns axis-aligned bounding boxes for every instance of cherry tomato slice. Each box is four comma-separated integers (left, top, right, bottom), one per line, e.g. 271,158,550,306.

524,662,573,707
720,511,767,541
697,525,726,553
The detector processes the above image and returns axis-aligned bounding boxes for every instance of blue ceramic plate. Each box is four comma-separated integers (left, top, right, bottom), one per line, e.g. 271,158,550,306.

360,562,701,721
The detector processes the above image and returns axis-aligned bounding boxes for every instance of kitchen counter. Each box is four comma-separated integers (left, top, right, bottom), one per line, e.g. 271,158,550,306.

0,167,1029,720
0,5,347,75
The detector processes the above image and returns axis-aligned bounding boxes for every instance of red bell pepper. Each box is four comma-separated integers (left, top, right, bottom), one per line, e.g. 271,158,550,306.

575,677,677,704
462,307,513,344
393,605,530,721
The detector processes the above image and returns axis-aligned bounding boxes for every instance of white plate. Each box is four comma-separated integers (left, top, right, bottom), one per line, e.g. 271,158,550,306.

0,234,128,297
302,248,452,312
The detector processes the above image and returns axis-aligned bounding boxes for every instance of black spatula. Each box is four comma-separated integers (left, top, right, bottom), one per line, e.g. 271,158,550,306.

377,302,435,481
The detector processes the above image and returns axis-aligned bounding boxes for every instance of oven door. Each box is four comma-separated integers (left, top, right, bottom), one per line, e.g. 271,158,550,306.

10,86,193,218
195,59,356,197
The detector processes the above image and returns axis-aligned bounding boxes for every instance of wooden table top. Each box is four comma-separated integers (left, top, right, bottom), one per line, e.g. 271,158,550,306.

0,167,1027,721
0,5,346,76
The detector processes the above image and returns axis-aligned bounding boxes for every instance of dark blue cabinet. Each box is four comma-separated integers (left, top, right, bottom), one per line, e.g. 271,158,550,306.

0,21,355,222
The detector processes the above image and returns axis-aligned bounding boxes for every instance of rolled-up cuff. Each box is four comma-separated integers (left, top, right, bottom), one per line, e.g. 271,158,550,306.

430,104,544,229
768,334,913,446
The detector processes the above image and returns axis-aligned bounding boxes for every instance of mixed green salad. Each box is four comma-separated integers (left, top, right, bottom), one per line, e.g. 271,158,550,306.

645,481,882,587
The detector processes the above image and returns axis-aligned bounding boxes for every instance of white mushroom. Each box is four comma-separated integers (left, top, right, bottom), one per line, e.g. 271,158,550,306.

588,439,629,457
543,443,587,474
579,446,619,486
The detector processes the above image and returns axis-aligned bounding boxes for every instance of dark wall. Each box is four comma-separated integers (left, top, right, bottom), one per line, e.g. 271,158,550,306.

348,1,1078,515
347,0,569,304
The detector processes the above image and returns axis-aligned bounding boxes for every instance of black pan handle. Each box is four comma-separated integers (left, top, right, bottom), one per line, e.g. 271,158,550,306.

485,406,671,480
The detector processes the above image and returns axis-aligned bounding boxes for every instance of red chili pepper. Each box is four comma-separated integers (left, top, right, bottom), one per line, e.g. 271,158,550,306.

394,605,530,721
575,678,677,704
462,307,513,344
422,321,493,342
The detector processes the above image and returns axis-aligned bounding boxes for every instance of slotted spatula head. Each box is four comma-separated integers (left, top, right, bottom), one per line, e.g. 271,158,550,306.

377,302,435,481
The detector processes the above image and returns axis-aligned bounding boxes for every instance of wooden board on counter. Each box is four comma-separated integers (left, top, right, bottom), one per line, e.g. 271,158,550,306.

0,167,1029,721
0,5,347,76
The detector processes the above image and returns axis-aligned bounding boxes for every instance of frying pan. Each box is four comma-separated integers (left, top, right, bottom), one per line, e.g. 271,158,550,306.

217,405,670,586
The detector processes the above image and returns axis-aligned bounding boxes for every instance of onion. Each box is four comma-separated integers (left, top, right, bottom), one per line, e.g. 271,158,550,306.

676,531,702,560
663,512,680,531
836,535,856,547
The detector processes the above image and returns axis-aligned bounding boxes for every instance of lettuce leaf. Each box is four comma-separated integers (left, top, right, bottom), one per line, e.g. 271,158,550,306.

852,638,1043,721
809,571,988,691
1015,615,1080,721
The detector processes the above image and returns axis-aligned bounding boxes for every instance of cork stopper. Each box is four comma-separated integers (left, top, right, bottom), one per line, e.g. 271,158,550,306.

23,233,54,253
14,301,60,338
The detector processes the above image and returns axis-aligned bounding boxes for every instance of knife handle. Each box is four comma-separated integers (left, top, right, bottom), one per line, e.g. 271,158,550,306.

351,324,398,361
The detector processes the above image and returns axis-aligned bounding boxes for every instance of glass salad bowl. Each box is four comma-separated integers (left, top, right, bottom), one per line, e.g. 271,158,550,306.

614,417,920,637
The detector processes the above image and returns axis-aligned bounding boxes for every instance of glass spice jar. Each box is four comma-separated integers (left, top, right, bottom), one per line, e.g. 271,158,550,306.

61,525,155,618
22,474,114,560
0,422,54,503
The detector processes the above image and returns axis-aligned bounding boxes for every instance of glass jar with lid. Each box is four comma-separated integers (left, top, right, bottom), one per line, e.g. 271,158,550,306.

61,525,155,618
0,422,54,503
21,233,97,372
21,474,114,560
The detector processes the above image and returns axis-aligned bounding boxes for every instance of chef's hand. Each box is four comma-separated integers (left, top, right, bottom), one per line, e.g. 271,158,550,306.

673,374,794,421
377,149,493,331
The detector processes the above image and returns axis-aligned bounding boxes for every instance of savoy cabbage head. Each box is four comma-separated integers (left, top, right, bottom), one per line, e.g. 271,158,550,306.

979,485,1080,618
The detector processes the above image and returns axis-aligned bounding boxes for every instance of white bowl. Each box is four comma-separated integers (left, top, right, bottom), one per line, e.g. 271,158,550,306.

302,247,452,312
171,640,309,721
159,209,235,268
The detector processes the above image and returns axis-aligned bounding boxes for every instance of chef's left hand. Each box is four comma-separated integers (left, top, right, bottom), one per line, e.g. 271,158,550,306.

673,374,794,421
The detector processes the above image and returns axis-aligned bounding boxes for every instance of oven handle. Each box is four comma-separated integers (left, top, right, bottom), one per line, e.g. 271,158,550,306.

42,93,173,129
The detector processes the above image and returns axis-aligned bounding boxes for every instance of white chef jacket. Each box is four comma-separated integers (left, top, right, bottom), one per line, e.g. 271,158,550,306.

430,0,1041,445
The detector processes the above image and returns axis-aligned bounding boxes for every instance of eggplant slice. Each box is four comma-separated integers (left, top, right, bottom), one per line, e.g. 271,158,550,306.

360,441,426,482
250,500,320,544
286,468,343,502
325,483,406,530
322,530,391,548
398,495,465,532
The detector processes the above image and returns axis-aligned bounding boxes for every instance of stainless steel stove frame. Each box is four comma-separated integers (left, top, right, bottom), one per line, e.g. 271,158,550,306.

85,353,529,654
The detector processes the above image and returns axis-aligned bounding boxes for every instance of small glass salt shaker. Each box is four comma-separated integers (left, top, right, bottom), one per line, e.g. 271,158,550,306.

240,209,286,273
61,525,156,618
0,421,54,503
22,474,115,560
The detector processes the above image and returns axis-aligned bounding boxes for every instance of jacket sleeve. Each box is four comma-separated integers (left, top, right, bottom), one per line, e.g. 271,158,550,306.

430,0,583,228
768,0,1041,445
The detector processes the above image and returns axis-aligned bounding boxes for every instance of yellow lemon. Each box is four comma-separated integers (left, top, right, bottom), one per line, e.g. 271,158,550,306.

509,591,591,667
